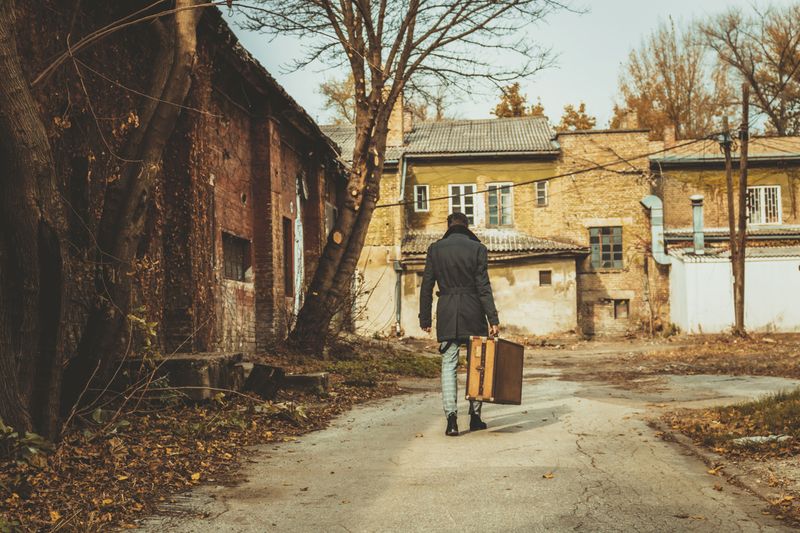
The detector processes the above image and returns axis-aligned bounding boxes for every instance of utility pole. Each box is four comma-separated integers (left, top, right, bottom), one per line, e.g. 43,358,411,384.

721,116,736,265
733,84,750,336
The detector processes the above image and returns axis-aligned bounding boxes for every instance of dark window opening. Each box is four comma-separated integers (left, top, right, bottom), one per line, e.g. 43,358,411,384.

283,217,294,297
223,232,251,281
590,227,623,269
539,270,552,286
614,299,629,319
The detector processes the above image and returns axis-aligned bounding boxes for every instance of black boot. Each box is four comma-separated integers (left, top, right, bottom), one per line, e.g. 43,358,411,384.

470,414,487,431
445,413,459,436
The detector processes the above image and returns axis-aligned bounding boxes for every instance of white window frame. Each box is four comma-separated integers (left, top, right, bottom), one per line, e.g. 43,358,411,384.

536,180,548,207
747,185,782,225
413,184,430,212
448,184,479,226
487,182,514,227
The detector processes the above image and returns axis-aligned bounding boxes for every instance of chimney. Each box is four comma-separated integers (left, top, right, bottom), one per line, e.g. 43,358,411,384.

386,90,405,147
620,109,639,130
663,124,676,147
690,194,705,255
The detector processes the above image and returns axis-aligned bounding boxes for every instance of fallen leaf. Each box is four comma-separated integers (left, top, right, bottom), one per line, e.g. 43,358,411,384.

49,510,61,522
713,484,723,491
543,472,555,479
191,473,201,481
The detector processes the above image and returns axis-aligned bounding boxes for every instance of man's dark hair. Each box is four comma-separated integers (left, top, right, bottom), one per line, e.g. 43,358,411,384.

447,212,469,227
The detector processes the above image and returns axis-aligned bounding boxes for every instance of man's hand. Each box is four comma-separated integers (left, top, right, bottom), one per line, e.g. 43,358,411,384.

490,324,500,337
422,327,431,334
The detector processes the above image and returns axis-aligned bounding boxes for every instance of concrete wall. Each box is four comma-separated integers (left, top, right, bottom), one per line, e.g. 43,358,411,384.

670,256,800,333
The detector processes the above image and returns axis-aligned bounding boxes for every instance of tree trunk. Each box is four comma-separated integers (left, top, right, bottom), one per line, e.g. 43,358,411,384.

288,123,389,354
0,0,74,437
62,0,202,409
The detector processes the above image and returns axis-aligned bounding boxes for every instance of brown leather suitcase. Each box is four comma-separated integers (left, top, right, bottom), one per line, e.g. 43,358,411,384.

465,336,524,405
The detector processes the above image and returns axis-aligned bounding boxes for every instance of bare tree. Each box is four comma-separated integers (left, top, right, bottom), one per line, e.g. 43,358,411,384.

240,0,566,354
612,19,732,139
320,73,358,124
320,72,456,124
0,0,204,437
701,5,800,135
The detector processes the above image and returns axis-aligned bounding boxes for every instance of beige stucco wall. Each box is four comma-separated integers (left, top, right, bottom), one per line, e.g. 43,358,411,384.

405,159,555,233
355,254,578,338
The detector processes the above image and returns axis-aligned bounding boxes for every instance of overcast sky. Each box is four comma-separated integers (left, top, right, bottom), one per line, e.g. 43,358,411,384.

225,1,795,127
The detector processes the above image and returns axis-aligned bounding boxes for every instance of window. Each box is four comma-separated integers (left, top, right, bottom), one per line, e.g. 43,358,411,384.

449,184,476,225
613,299,629,319
747,185,781,225
325,201,338,237
539,270,552,286
414,185,429,212
536,181,548,207
487,183,513,226
283,217,294,297
590,227,623,269
222,232,250,282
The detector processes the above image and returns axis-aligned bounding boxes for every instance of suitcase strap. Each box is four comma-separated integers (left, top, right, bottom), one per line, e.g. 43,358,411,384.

478,338,487,397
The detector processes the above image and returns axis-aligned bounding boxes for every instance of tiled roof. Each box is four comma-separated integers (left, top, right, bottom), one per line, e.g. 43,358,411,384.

206,9,339,156
665,226,800,241
401,229,586,256
321,116,559,163
670,245,800,262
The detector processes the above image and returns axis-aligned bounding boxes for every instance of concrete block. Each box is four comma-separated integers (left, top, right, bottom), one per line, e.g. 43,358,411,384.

283,372,330,395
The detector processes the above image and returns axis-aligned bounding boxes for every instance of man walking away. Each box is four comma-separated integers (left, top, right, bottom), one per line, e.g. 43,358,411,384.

419,212,500,437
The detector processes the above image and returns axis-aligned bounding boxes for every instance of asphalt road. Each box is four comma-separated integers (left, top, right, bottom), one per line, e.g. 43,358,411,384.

142,369,800,532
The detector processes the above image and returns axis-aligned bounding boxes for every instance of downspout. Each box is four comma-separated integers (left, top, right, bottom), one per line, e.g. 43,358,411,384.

690,195,705,255
640,195,672,265
393,260,403,336
394,155,408,337
398,155,407,202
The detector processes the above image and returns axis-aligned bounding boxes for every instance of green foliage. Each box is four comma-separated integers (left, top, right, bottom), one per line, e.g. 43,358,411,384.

0,418,52,468
327,349,440,387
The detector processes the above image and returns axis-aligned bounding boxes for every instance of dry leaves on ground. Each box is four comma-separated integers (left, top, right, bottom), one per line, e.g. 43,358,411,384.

0,375,399,531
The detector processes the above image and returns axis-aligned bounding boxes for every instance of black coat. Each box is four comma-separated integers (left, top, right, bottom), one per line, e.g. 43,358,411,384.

419,227,499,342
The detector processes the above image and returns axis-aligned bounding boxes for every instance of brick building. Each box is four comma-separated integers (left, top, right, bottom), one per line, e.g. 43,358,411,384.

161,10,345,353
648,135,800,333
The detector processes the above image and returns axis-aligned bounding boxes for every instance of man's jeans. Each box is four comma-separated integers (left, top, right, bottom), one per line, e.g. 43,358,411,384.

440,342,482,417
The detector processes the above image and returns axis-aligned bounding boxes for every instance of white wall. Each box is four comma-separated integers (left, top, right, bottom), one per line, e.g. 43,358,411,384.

670,256,800,333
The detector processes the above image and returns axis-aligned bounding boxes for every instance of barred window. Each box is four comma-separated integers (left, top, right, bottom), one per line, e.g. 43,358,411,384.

539,270,552,286
590,227,623,269
747,185,781,225
222,232,250,281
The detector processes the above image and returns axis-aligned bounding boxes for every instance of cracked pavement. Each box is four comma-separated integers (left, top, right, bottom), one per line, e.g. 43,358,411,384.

141,354,800,532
